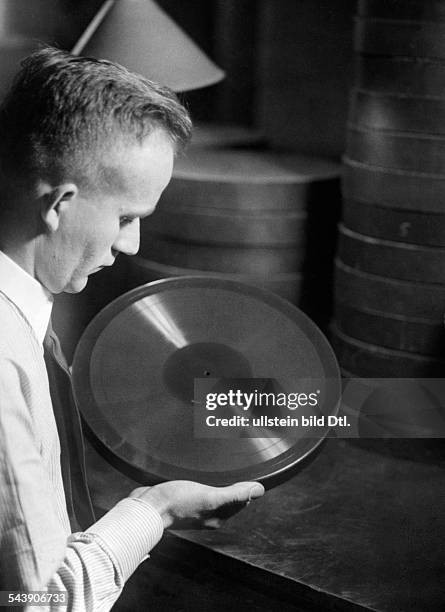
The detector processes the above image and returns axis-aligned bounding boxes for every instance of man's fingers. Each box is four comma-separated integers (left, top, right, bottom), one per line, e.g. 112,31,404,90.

214,481,265,506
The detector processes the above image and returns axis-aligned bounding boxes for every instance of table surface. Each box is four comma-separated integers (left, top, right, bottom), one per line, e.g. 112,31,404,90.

86,436,445,612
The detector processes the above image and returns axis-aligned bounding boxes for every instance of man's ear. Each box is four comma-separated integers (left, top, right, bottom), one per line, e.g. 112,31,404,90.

38,182,79,232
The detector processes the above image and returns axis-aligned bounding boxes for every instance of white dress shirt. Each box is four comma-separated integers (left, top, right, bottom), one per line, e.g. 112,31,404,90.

0,251,53,344
0,251,164,611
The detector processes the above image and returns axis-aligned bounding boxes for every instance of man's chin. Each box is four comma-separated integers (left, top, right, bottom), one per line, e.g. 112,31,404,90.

63,276,89,294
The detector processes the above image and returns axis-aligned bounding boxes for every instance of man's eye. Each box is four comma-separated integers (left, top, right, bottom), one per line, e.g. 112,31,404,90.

120,217,133,227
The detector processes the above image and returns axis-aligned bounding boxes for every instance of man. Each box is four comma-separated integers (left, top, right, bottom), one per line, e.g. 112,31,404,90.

0,47,264,610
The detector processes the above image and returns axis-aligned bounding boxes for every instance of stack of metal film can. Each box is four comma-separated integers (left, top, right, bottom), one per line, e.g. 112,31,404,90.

128,129,341,327
332,0,445,377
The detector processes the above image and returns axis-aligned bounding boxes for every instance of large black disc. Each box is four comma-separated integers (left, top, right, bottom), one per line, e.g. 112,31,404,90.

72,277,340,486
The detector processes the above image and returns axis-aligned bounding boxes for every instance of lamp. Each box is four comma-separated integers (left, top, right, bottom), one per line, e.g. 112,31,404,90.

72,0,225,92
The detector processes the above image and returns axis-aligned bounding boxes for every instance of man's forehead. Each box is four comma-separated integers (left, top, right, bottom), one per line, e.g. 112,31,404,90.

96,131,175,196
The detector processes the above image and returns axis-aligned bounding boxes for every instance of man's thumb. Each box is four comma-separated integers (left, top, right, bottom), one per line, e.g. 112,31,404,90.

219,481,265,505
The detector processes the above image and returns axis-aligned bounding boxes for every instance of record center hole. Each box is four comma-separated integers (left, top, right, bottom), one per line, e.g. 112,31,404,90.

163,342,253,403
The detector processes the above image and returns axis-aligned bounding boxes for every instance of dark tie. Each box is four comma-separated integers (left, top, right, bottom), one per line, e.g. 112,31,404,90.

43,322,95,531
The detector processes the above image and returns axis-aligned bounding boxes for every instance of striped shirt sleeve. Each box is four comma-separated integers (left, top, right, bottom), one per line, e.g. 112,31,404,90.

46,499,164,611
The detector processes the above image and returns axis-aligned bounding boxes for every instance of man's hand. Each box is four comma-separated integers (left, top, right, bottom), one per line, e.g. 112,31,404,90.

129,480,265,529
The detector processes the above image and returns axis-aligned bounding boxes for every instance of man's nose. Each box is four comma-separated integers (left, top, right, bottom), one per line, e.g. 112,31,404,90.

113,218,140,256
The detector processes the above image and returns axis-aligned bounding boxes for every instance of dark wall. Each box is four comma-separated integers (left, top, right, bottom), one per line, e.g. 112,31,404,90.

0,0,103,46
0,0,104,95
159,0,356,158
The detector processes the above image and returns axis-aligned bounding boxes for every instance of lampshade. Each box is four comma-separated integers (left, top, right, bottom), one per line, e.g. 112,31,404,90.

72,0,225,92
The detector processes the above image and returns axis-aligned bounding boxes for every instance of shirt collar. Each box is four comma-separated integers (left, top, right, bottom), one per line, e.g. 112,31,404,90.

0,251,53,344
